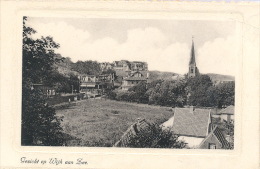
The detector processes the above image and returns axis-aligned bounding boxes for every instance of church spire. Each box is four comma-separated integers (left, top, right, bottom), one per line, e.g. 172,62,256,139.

189,36,196,65
188,36,199,78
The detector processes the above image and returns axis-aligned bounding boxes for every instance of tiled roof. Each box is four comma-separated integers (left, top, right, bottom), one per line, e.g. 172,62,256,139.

171,108,211,137
217,105,234,115
198,126,230,149
114,119,151,147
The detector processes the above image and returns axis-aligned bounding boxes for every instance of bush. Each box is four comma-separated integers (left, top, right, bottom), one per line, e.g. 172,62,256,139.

22,87,65,146
126,123,186,148
107,91,117,100
115,92,129,101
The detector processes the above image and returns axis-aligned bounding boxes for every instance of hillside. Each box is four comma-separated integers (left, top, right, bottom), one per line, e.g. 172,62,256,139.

148,71,179,82
206,73,235,82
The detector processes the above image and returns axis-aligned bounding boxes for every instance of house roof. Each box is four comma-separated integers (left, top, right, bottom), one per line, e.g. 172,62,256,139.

217,105,234,115
124,71,147,81
171,108,211,137
114,119,151,147
198,126,230,149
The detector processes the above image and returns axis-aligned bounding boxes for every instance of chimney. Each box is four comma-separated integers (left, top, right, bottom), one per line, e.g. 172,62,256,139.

137,118,140,123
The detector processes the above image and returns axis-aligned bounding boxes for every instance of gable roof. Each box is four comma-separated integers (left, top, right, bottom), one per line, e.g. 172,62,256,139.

114,119,151,147
217,105,234,115
171,108,211,137
198,126,230,149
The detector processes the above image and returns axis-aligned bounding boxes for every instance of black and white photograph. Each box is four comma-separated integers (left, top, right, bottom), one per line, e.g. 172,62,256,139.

1,1,260,168
22,16,237,149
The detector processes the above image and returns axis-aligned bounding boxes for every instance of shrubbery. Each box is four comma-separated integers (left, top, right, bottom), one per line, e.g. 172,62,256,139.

126,123,186,148
22,86,65,145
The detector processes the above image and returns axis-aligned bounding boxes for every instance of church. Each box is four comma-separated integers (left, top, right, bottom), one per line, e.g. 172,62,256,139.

188,38,200,78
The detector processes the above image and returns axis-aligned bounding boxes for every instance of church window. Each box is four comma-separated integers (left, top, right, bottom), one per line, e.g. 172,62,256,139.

191,68,193,73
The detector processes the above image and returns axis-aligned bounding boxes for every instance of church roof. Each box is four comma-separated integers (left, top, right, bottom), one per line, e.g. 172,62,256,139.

189,39,196,65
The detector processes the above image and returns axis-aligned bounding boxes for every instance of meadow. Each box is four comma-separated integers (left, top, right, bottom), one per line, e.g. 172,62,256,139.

55,99,174,147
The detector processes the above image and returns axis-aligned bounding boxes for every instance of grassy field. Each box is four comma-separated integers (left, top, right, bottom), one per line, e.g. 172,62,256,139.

56,99,174,147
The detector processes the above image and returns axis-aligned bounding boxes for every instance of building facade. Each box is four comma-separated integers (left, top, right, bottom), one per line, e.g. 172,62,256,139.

121,71,148,91
78,74,114,95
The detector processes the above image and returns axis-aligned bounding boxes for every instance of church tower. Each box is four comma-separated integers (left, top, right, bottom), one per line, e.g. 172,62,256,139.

188,37,199,78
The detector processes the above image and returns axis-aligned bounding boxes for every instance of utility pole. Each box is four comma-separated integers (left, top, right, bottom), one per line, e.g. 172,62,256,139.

71,85,73,94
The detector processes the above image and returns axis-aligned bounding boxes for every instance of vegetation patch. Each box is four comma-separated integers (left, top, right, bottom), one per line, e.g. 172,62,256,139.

56,99,174,147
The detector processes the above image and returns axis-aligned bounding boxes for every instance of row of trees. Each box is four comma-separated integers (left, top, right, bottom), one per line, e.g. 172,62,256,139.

108,75,235,108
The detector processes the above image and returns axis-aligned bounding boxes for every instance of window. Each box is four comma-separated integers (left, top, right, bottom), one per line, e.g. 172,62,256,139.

191,68,193,73
209,143,216,149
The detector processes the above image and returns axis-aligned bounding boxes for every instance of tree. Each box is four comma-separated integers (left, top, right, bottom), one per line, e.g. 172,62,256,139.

22,86,64,145
128,81,149,103
71,60,101,75
186,75,216,107
145,80,187,107
22,16,64,146
126,123,186,148
23,21,60,84
216,82,235,108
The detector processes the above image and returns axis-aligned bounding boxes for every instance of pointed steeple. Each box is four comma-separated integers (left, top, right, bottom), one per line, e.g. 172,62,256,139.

188,36,199,78
189,36,196,65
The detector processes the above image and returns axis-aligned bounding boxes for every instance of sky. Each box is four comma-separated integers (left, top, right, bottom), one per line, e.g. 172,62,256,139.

26,17,237,76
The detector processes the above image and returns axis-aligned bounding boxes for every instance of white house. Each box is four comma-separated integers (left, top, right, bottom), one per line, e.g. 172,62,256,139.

121,71,148,91
216,105,234,122
162,107,229,149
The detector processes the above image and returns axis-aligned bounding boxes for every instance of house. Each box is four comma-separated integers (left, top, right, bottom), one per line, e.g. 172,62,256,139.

198,126,230,149
79,74,114,95
215,105,235,122
113,60,148,72
161,107,229,149
100,62,113,71
113,60,131,72
130,61,148,71
121,71,148,90
114,119,151,147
